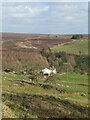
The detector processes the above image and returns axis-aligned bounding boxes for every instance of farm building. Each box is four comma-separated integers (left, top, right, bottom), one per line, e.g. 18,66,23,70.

40,68,56,77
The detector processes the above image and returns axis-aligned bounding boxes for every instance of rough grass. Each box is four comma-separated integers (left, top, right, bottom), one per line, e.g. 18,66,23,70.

2,72,88,118
52,40,88,55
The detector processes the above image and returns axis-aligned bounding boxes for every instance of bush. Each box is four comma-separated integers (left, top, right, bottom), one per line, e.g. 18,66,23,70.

42,84,53,89
28,69,38,82
59,63,73,72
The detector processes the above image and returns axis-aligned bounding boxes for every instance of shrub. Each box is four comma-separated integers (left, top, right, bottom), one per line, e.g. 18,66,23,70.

42,84,53,89
28,69,38,82
59,63,73,72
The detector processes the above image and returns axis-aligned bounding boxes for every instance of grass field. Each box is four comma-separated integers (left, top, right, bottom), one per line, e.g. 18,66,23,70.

2,72,88,118
52,40,88,55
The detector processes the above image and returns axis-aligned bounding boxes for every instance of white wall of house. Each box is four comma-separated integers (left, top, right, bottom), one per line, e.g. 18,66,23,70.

41,68,56,76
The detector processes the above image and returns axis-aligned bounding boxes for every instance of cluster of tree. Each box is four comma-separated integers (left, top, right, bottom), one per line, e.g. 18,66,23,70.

74,55,88,73
71,34,83,39
40,48,88,74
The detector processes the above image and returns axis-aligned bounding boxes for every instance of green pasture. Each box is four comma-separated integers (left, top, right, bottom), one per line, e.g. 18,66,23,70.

52,40,88,55
2,72,88,102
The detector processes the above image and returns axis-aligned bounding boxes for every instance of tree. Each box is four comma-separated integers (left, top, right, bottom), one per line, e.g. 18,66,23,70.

71,34,83,39
40,48,45,56
28,69,38,83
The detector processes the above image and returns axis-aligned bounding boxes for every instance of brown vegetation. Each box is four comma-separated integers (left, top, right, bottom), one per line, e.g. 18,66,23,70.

2,33,73,51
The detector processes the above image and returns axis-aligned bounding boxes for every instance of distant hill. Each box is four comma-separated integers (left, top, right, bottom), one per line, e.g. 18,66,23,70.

2,33,88,71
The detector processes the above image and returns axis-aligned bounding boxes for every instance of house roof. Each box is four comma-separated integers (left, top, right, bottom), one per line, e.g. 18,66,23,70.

41,68,52,74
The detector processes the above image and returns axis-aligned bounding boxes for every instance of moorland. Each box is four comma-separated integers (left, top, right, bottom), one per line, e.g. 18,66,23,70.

1,33,89,118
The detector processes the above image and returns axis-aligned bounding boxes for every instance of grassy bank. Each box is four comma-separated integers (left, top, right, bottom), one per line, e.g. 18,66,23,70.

2,72,88,118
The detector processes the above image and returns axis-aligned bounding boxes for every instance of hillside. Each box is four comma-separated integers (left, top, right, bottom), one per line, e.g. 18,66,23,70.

2,33,73,71
2,33,89,119
2,33,72,51
2,72,88,118
52,40,88,55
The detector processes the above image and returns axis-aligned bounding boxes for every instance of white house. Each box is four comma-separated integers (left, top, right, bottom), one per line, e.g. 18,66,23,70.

40,68,56,77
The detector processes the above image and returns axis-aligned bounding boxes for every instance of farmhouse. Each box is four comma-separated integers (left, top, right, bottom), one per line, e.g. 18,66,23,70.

40,68,56,77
